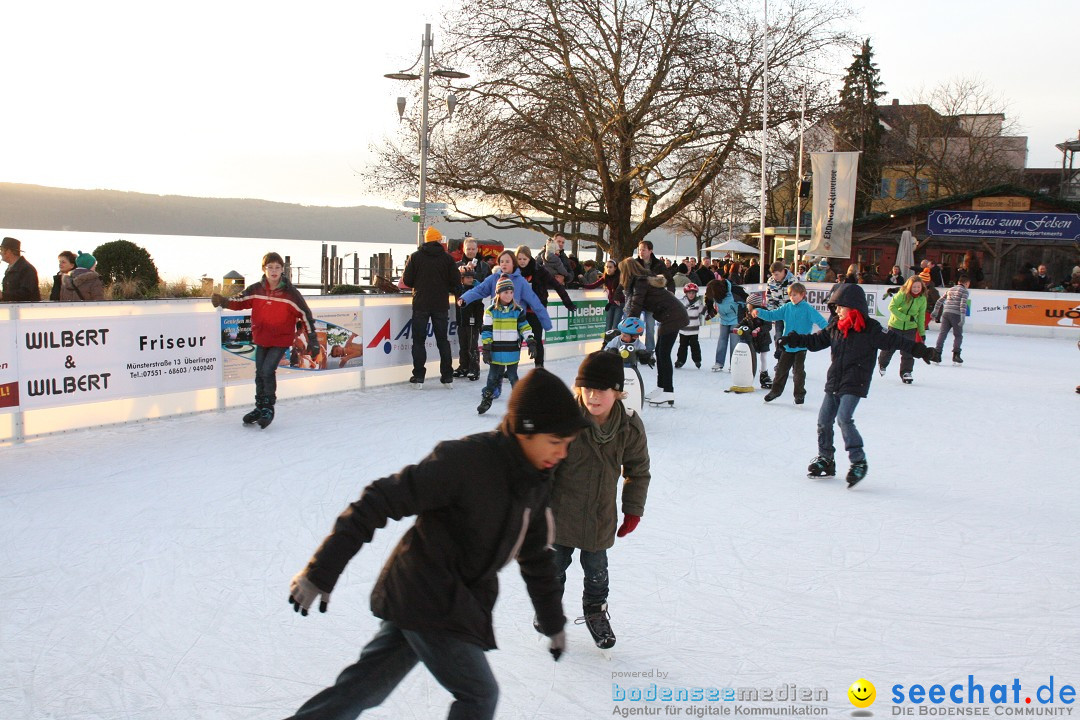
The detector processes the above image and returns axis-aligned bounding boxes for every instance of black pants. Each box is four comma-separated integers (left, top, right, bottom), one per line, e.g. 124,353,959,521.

254,345,287,406
656,331,678,392
769,350,806,400
526,313,545,368
410,309,453,381
675,333,701,366
878,327,917,377
457,301,484,375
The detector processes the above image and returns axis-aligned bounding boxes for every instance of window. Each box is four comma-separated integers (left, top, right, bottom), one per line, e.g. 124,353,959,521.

878,178,892,198
917,179,929,197
896,179,912,199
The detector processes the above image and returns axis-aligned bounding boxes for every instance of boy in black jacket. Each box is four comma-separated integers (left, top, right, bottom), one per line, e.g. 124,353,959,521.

780,283,934,487
285,369,590,720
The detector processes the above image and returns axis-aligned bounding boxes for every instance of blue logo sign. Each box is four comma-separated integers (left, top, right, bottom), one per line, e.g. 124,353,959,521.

927,210,1080,241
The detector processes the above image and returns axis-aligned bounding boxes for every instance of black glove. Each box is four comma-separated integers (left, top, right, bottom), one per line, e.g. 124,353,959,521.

526,337,537,359
912,342,934,364
289,572,331,616
636,350,655,368
564,300,577,312
308,335,320,356
482,345,492,364
210,293,226,308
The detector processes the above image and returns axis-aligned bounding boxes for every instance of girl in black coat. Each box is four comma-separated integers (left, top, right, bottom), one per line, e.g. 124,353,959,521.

619,257,689,404
515,245,577,368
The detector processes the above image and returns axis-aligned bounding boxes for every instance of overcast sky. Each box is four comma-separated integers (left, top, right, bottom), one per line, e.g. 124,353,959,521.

2,0,1075,208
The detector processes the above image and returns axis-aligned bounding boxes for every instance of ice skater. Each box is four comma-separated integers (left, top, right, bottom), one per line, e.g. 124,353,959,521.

752,282,828,404
931,274,970,365
476,277,535,414
285,369,590,720
211,251,318,428
781,283,934,487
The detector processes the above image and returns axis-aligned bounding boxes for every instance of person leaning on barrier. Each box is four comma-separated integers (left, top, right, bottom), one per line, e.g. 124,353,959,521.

1,237,41,302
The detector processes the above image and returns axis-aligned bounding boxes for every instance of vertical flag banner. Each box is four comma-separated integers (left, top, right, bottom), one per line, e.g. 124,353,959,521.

808,151,860,258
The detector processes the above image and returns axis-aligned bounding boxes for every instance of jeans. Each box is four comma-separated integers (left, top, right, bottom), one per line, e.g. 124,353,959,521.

482,362,519,398
254,345,287,406
877,327,917,376
286,620,499,720
816,392,865,462
604,304,624,334
655,331,677,392
714,324,736,367
769,350,806,400
643,310,656,352
553,544,610,607
456,301,483,375
411,309,453,381
934,315,964,354
525,313,545,367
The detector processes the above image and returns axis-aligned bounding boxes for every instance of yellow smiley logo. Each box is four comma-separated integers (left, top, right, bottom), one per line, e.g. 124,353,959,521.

848,679,876,708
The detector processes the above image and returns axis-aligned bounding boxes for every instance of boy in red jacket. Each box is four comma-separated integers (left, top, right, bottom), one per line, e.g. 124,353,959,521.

211,252,319,428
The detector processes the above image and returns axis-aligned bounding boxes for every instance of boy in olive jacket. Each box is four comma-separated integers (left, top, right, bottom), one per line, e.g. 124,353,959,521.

548,351,651,649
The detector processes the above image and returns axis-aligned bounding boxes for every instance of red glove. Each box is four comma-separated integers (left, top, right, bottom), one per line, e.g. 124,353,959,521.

616,514,640,537
915,332,923,343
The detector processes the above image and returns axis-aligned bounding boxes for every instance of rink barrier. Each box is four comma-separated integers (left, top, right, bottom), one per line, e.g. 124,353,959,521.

0,291,606,444
1,286,1076,443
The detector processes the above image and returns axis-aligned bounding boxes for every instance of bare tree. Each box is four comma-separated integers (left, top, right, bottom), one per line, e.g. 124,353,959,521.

369,0,851,260
667,171,758,257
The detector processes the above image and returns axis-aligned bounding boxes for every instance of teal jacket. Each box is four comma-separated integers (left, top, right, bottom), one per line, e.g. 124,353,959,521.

755,300,828,352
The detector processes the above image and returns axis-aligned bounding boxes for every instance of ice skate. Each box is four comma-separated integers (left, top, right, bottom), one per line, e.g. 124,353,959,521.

256,406,275,429
452,367,468,378
759,371,772,389
578,603,616,650
645,389,674,407
901,372,913,384
846,460,869,488
242,404,262,425
807,455,836,478
409,376,424,389
711,363,722,372
477,394,493,415
952,351,963,365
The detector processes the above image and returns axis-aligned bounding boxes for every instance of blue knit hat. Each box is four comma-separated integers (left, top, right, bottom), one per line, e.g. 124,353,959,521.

76,251,96,269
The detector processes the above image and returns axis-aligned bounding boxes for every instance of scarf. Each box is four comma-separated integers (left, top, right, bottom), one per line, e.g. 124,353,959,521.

837,309,865,338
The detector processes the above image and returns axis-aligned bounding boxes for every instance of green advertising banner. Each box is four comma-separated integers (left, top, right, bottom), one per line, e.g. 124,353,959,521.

545,299,608,343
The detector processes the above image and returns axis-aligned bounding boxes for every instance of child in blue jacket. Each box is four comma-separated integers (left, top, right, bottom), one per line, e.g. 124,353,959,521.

752,282,828,404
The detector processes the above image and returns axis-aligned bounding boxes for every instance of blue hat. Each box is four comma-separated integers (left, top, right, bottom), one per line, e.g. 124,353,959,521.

76,251,96,269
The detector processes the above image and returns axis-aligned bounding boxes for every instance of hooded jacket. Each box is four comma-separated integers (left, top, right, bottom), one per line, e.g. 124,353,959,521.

460,269,553,330
58,268,106,302
550,400,650,552
785,283,920,398
225,276,316,347
401,241,459,312
301,427,566,647
623,275,689,335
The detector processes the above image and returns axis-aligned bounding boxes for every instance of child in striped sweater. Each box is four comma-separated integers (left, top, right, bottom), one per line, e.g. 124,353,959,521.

675,283,704,369
477,277,536,414
932,274,970,365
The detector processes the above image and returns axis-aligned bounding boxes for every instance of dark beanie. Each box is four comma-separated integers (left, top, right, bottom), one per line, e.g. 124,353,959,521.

506,368,590,436
575,351,624,392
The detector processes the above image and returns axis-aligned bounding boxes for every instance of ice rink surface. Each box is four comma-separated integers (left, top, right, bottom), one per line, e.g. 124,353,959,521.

3,331,1078,719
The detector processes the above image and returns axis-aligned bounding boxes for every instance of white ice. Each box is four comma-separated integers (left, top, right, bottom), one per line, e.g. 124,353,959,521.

3,332,1078,719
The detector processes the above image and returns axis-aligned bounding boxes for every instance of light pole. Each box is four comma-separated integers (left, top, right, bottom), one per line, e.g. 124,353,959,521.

385,24,469,246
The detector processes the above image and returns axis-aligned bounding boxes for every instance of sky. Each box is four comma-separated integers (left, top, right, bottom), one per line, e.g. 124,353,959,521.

1,0,1076,209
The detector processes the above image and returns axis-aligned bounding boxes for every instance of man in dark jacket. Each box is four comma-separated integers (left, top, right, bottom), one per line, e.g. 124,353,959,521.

285,369,590,720
636,240,668,352
781,283,934,487
1,237,42,302
454,236,492,380
401,227,459,387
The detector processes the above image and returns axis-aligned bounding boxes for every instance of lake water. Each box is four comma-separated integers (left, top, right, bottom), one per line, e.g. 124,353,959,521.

1,227,422,291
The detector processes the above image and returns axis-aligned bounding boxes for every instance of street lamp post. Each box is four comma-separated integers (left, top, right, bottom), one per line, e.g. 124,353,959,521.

385,24,469,246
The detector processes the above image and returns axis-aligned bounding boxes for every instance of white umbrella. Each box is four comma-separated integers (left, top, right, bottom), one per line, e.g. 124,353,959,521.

898,230,917,279
702,239,760,255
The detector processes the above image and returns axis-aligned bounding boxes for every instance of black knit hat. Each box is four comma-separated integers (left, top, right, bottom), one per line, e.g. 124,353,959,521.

506,368,590,436
575,351,625,392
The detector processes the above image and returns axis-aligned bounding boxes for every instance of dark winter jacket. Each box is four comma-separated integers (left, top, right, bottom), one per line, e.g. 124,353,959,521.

519,258,574,310
551,400,651,553
50,273,64,301
2,256,41,302
623,275,689,335
455,254,492,302
401,241,458,313
301,427,566,648
58,268,106,301
225,276,316,348
736,306,772,353
786,283,921,398
583,272,624,308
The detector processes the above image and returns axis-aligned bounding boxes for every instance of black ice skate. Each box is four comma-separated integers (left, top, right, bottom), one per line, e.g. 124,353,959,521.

578,603,616,649
952,351,963,365
846,460,869,488
242,404,262,425
759,371,773,389
901,372,913,384
477,394,493,415
807,455,836,478
257,406,275,429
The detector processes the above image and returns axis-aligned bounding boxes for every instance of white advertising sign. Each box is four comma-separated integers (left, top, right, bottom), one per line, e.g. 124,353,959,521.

362,303,460,370
0,319,17,412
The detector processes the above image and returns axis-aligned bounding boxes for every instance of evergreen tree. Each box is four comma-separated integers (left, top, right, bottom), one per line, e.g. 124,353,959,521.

834,39,886,217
